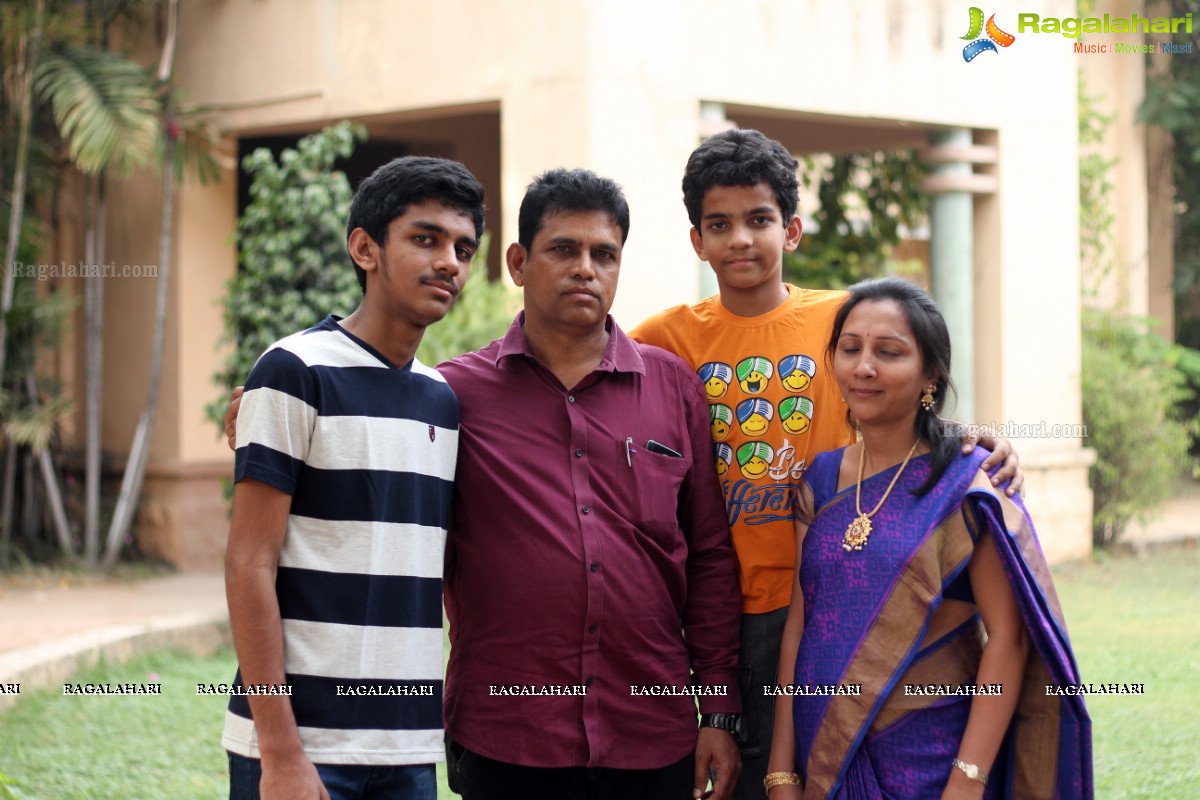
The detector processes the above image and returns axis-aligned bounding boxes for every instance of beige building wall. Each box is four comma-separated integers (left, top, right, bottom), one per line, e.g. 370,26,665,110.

96,0,1097,566
1077,0,1177,340
1079,0,1149,314
94,147,239,567
137,150,240,568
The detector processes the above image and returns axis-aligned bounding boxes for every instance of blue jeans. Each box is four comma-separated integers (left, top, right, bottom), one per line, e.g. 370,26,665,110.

228,752,436,800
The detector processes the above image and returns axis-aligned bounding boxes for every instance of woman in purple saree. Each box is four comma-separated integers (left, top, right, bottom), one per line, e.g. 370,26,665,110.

765,279,1092,799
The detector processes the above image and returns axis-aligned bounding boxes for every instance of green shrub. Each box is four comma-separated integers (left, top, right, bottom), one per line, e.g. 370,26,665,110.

784,149,926,289
207,121,366,431
208,121,513,433
1081,308,1198,545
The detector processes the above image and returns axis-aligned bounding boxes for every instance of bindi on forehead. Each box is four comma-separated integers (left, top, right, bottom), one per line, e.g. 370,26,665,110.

844,302,915,340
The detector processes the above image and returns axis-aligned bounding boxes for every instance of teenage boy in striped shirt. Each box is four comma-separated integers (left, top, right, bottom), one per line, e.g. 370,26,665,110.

224,157,484,800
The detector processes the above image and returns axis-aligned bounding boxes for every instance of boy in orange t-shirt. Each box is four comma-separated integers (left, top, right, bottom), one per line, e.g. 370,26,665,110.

631,129,1021,799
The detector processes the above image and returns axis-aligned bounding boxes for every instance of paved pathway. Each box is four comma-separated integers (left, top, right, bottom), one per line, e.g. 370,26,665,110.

0,572,226,654
0,572,228,708
1124,490,1200,546
0,490,1195,708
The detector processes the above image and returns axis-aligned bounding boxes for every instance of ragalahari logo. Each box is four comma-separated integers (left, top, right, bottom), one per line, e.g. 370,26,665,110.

962,7,1016,61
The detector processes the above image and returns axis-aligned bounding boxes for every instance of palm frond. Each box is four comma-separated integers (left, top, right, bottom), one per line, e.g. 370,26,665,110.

161,102,222,184
34,43,159,176
2,391,70,453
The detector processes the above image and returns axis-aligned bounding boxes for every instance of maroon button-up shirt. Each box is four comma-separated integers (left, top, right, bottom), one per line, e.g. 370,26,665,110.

440,314,741,770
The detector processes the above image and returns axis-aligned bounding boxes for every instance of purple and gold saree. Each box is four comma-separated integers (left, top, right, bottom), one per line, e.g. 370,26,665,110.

794,448,1092,799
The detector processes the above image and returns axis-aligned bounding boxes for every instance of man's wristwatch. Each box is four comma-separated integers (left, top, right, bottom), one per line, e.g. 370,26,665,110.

699,712,744,746
952,758,988,785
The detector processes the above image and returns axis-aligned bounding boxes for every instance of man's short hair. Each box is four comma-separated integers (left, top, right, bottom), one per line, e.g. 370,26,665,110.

517,168,630,251
681,129,800,230
346,156,486,291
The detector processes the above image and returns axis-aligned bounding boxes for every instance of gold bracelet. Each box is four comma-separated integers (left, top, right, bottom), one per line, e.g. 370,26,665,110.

763,771,801,792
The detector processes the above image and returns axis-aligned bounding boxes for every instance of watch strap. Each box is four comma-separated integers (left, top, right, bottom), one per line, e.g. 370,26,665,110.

699,712,743,745
699,712,740,731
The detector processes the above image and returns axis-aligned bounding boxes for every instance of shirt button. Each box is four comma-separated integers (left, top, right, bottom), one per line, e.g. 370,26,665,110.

588,624,597,633
581,505,590,514
567,395,576,404
590,561,600,572
584,677,594,687
575,449,584,458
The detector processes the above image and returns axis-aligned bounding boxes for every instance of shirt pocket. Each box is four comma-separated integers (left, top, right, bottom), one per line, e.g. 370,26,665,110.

626,444,690,547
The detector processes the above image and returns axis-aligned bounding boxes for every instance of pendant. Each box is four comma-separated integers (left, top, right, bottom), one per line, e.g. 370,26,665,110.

842,514,873,552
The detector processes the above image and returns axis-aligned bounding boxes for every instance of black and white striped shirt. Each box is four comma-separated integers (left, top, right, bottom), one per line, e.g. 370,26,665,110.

222,316,455,765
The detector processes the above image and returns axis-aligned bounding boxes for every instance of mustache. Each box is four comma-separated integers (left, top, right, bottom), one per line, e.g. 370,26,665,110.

420,275,460,296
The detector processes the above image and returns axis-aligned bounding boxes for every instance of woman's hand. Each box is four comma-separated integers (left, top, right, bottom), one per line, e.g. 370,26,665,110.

940,767,986,800
960,429,1023,497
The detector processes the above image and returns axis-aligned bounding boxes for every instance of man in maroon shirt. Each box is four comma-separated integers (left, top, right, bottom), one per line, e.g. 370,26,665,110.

224,167,742,799
439,168,742,800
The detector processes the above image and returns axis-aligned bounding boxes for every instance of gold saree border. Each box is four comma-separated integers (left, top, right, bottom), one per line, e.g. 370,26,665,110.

965,490,1064,799
803,498,974,798
804,486,1071,799
868,619,985,736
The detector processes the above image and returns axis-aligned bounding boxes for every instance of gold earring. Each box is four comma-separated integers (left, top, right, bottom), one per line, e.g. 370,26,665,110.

920,384,936,412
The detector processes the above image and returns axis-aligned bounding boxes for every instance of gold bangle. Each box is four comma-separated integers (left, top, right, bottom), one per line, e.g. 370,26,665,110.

763,771,801,792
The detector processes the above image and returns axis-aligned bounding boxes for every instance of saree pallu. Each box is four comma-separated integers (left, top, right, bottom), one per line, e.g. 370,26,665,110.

794,448,1092,799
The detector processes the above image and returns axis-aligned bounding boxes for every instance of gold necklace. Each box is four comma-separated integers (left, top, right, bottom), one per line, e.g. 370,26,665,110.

842,439,922,552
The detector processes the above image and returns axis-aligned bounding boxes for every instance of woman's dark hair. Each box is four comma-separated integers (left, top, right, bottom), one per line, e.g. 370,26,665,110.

826,277,963,496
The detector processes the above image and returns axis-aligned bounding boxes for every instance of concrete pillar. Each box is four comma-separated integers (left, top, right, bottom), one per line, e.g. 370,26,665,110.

921,129,1000,421
926,128,976,420
696,101,733,299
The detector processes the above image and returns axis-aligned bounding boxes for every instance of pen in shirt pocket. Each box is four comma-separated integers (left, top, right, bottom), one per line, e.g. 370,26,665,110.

624,436,635,467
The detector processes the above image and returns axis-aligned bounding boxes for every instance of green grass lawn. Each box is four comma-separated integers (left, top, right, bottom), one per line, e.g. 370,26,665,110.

1,546,1197,799
0,648,235,799
0,647,450,800
1052,544,1200,798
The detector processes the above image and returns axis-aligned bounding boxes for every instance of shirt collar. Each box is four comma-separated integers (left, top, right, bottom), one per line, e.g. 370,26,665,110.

495,311,646,376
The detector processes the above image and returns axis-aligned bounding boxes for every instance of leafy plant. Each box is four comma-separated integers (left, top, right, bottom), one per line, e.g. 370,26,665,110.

1081,308,1198,546
34,42,159,177
1139,4,1200,347
1078,71,1117,294
209,122,514,433
784,149,927,289
1,0,219,567
0,176,78,569
207,121,367,430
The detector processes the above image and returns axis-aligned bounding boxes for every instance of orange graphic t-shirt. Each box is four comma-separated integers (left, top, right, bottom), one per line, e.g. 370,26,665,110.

631,285,855,614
